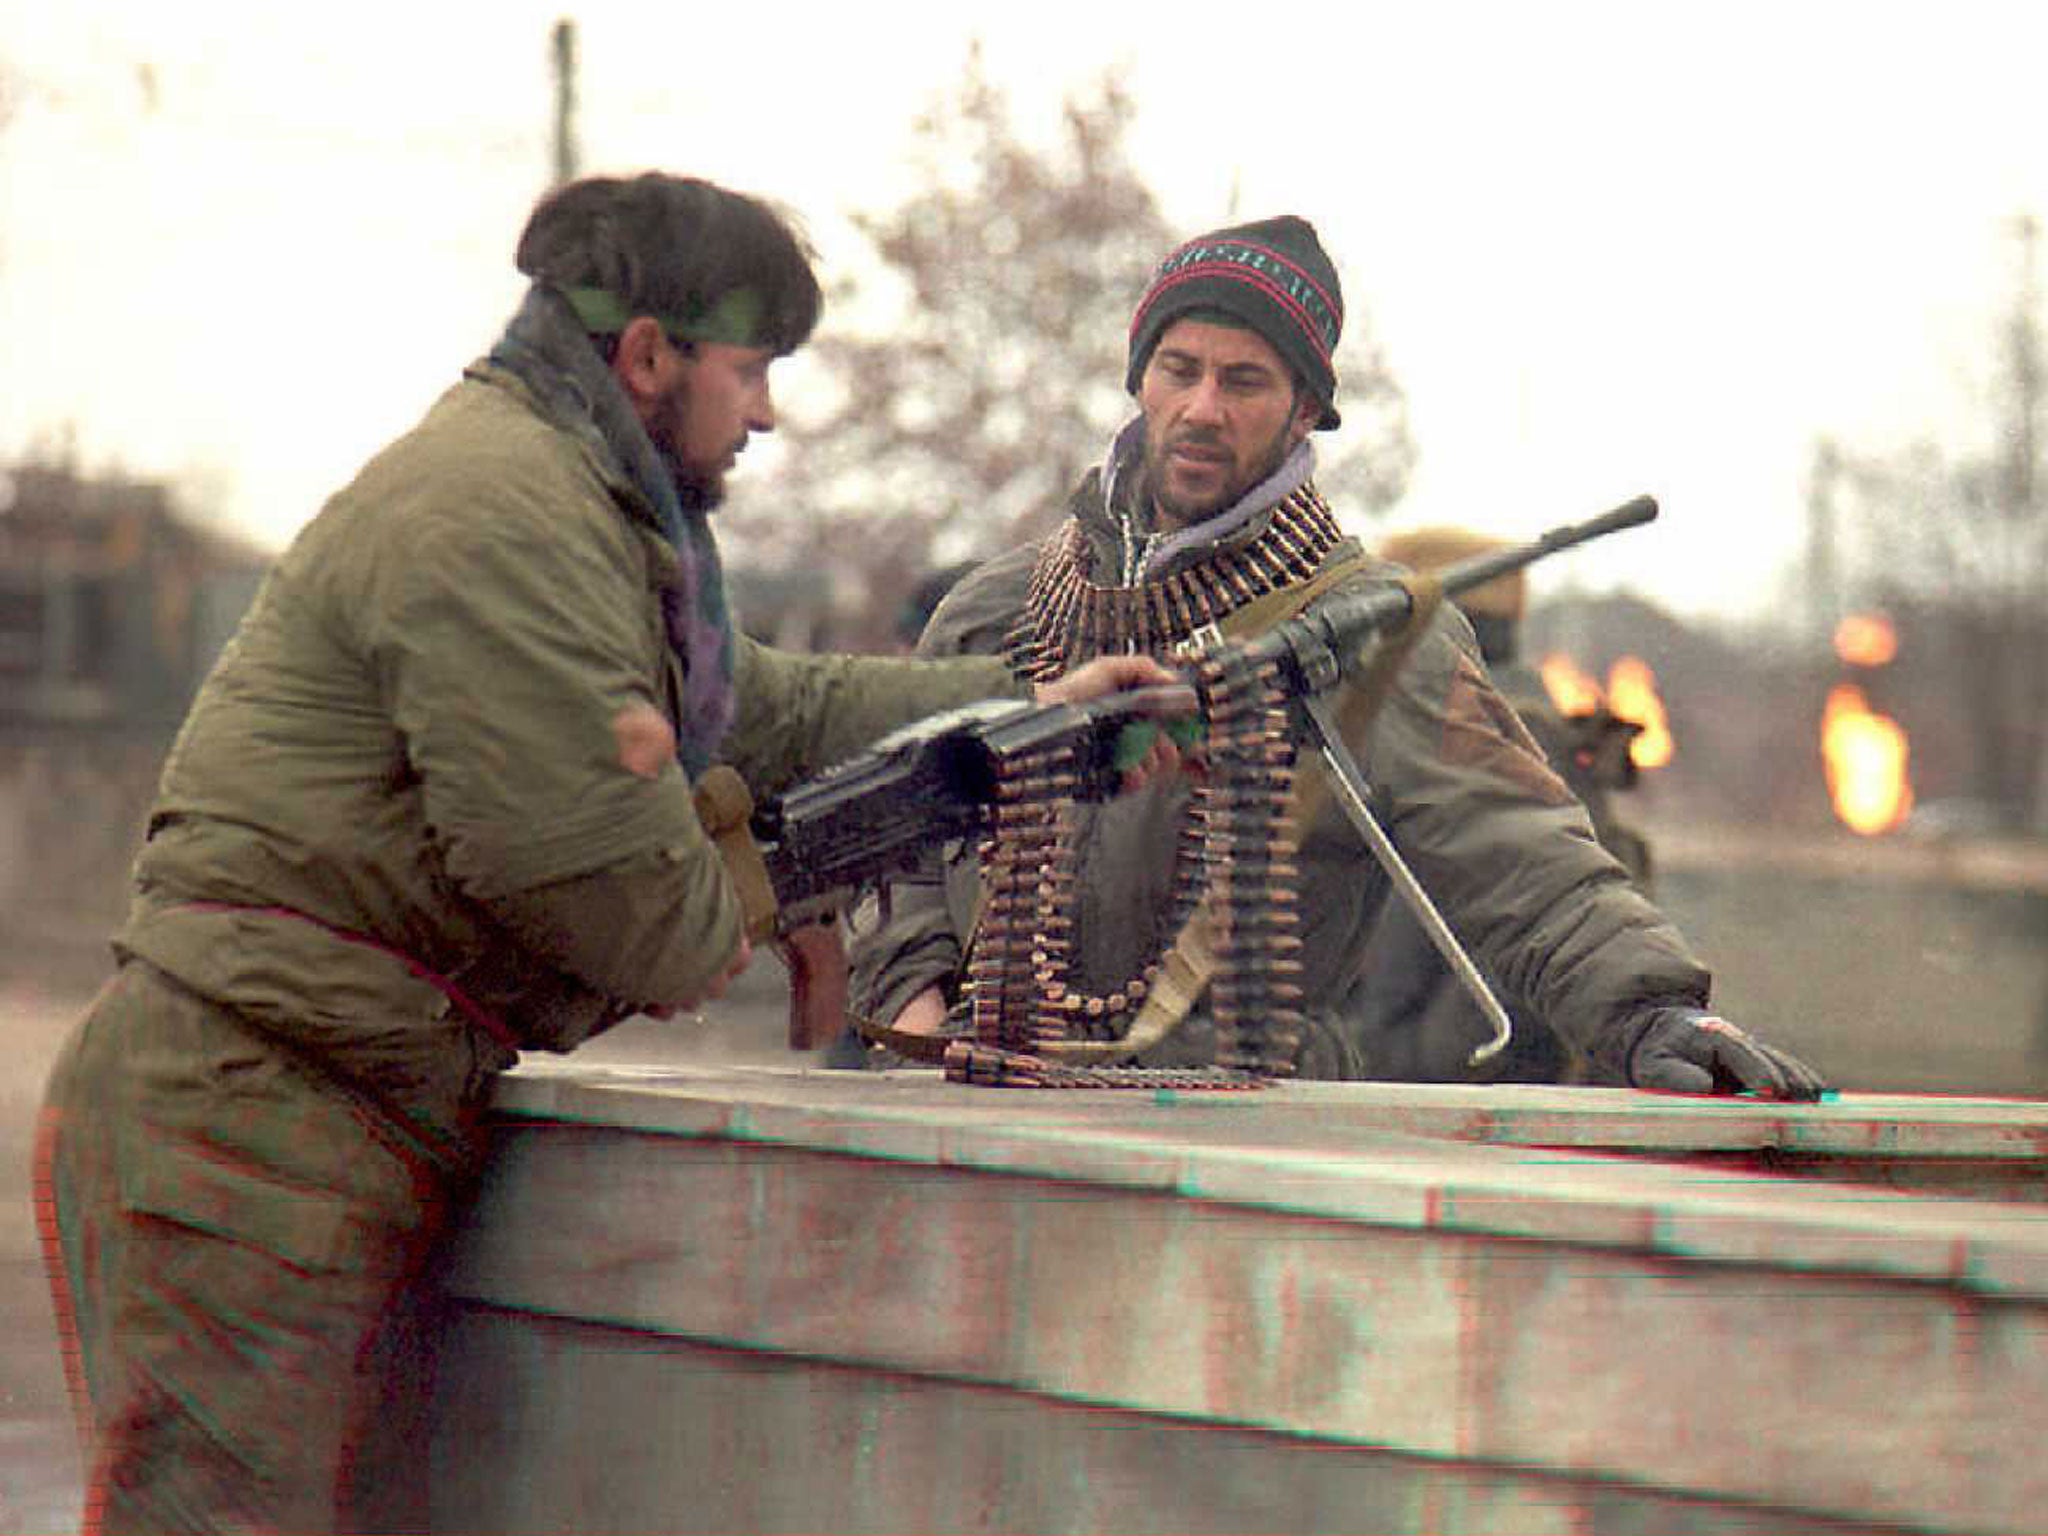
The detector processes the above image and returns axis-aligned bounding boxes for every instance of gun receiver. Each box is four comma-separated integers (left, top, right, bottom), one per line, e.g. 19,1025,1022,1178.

752,683,1198,934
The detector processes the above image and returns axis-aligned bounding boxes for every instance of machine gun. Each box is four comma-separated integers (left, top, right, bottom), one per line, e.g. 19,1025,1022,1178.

754,685,1200,932
714,493,1659,1053
695,686,1198,1049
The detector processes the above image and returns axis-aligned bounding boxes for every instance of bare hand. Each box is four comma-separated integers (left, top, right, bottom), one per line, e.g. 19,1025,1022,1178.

1116,721,1189,792
635,933,755,1020
1033,652,1180,707
1034,654,1193,791
701,933,753,1003
889,985,950,1038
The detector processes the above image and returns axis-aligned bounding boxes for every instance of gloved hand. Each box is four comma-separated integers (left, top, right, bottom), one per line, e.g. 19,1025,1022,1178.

1627,1006,1827,1100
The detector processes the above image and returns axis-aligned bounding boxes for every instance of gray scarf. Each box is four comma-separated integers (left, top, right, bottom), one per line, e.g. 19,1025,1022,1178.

1099,416,1317,585
485,284,736,774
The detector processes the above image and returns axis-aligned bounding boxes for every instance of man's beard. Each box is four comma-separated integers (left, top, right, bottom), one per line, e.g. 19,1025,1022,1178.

646,376,725,512
1140,418,1295,529
660,442,723,513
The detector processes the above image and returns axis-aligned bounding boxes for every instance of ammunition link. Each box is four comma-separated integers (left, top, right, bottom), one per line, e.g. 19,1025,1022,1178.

955,488,1341,1091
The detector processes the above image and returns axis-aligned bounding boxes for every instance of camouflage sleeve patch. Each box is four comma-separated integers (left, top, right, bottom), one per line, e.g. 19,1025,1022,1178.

611,703,677,781
1440,651,1576,806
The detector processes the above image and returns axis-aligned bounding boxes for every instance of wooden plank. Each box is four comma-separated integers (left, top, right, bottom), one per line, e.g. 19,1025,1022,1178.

432,1067,2048,1533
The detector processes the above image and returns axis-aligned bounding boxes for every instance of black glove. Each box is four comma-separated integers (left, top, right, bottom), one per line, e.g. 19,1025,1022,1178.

1627,1006,1827,1101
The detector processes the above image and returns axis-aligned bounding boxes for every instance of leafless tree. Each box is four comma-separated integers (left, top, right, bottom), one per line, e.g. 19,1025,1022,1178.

1812,216,2048,832
723,46,1413,648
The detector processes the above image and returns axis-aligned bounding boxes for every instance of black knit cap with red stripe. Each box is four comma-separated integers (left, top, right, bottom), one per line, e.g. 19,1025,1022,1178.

1125,215,1344,430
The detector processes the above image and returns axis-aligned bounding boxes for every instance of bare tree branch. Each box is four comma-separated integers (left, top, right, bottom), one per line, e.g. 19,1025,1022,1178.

724,46,1413,647
1816,218,2048,829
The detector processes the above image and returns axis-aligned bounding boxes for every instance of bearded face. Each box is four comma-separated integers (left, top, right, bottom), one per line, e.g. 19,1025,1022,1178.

642,338,780,512
1136,318,1318,530
643,372,724,511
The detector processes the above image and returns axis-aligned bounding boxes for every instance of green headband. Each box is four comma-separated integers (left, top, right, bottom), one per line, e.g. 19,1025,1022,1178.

563,284,769,348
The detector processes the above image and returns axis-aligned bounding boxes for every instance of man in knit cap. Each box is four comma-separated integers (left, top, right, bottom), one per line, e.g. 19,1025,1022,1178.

850,214,1821,1095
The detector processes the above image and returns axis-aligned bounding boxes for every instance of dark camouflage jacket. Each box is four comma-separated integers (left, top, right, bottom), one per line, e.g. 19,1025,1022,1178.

849,472,1709,1081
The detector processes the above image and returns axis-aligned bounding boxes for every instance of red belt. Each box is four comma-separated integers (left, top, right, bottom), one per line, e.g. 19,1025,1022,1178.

182,901,520,1053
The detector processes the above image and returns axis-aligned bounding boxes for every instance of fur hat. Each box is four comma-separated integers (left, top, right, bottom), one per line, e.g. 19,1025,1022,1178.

1126,216,1344,429
1378,526,1526,621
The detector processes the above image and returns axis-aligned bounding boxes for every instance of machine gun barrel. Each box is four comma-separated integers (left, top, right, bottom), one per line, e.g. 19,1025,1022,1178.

1239,493,1660,681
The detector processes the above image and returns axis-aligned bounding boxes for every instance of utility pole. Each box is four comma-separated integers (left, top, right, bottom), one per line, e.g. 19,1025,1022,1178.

550,19,580,188
2015,214,2048,833
1804,437,1841,645
2005,215,2041,526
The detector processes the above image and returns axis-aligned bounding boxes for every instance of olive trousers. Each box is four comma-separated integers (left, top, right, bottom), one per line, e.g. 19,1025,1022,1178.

36,963,482,1535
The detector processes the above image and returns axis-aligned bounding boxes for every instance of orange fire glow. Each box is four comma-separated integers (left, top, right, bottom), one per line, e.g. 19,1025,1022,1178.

1606,656,1673,769
1540,652,1673,770
1821,683,1914,835
1833,613,1899,668
1539,653,1604,715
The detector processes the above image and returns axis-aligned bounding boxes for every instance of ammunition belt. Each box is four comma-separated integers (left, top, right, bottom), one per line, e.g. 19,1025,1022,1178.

940,1042,1266,1091
1004,485,1345,679
949,501,1338,1089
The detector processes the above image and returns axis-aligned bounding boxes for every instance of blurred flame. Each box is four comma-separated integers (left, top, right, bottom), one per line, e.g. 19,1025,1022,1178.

1607,656,1673,769
1821,683,1913,835
1833,613,1898,668
1540,653,1603,714
1541,652,1673,770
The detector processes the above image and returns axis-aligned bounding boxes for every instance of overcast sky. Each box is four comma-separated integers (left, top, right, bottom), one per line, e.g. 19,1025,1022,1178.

5,2,2045,623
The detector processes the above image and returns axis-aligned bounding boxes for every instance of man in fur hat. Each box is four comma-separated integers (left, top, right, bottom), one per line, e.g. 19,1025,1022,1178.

850,215,1820,1095
35,171,1176,1535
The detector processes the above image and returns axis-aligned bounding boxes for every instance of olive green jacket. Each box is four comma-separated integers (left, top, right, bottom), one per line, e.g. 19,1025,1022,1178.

118,360,1019,1146
1344,659,1658,1082
848,471,1709,1082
